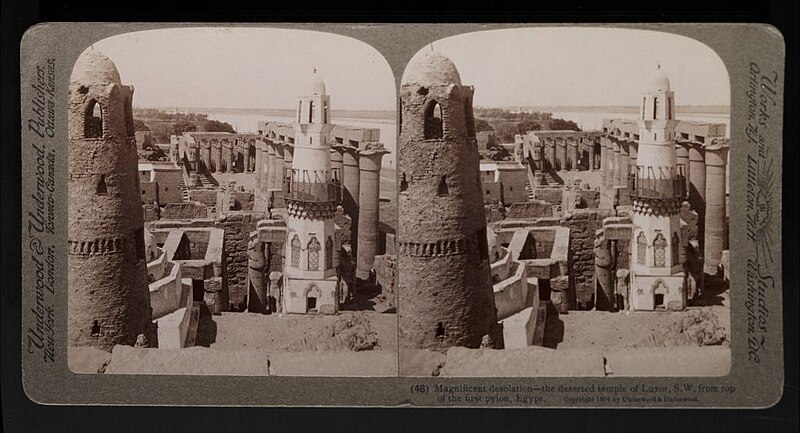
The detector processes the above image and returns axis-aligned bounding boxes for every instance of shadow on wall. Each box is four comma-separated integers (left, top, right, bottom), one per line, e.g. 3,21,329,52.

195,304,218,347
542,302,564,349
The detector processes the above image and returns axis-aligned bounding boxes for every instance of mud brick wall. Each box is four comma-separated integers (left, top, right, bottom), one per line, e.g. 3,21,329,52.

142,204,160,222
561,209,613,308
188,189,218,207
485,204,506,224
534,187,564,205
374,254,397,296
162,202,208,219
507,200,553,219
578,190,600,209
217,211,265,311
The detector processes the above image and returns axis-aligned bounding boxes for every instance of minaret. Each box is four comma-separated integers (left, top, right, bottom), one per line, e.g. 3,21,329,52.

398,51,501,350
628,64,687,311
282,69,340,314
68,49,154,350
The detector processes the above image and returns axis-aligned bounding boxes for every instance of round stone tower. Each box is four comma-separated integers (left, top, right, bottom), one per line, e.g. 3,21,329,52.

398,50,500,350
628,65,687,311
68,49,154,351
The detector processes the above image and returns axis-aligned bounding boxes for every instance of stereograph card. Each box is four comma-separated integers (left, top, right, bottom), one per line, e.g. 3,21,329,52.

18,23,785,408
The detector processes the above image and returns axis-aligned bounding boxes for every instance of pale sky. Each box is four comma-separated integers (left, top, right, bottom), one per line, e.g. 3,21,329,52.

422,27,730,108
92,27,395,111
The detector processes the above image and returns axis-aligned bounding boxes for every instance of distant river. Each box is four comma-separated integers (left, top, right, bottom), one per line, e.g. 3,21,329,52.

203,111,397,169
550,110,731,138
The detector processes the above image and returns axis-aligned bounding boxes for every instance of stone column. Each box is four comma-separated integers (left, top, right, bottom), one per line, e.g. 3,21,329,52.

594,233,614,311
227,145,234,173
272,144,285,192
247,238,268,314
331,147,344,203
283,145,294,191
254,141,263,191
342,146,361,256
628,142,638,184
266,142,277,191
568,139,579,171
356,149,388,280
704,144,729,275
205,144,213,174
600,136,610,185
589,138,597,171
556,139,567,171
611,138,622,187
617,141,629,186
676,142,690,194
545,140,555,170
688,145,706,241
214,143,223,173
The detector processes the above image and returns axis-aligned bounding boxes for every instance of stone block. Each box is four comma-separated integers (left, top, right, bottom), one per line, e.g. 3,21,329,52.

501,307,536,349
441,347,606,377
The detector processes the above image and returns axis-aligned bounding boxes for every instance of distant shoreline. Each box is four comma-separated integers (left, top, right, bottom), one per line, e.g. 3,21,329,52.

485,105,730,116
140,107,396,121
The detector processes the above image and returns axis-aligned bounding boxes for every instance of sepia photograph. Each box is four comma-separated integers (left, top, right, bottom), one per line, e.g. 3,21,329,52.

66,27,398,376
397,27,731,377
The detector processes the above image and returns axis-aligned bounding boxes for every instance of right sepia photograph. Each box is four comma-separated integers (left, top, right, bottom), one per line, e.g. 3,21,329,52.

398,27,731,377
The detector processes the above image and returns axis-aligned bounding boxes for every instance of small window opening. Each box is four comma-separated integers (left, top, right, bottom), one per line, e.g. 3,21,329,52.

96,174,108,194
437,175,449,196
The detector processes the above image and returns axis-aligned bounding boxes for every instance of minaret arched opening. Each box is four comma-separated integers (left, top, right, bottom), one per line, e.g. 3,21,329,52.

308,100,316,123
636,232,647,264
424,100,443,139
85,99,103,138
653,233,667,267
307,236,321,271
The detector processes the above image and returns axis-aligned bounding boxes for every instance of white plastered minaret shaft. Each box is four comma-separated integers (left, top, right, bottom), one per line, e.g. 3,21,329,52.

628,64,687,311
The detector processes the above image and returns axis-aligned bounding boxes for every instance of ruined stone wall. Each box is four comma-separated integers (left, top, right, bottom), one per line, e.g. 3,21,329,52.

579,189,601,209
534,187,565,205
485,204,506,224
560,209,613,308
188,189,218,207
508,200,553,219
374,254,397,296
218,212,264,310
162,202,208,220
481,181,503,204
140,181,159,205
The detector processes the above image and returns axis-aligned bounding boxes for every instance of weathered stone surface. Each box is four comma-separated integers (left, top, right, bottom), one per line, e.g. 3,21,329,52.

68,346,112,374
268,351,398,377
441,347,606,377
400,349,447,377
604,346,730,377
106,346,271,375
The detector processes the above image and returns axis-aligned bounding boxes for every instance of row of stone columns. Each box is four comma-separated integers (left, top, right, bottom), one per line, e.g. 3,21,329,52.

253,140,388,281
189,142,255,174
601,133,729,275
535,138,597,172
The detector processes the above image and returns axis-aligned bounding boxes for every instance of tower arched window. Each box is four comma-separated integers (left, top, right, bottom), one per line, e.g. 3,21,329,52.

636,232,647,265
671,232,680,266
291,235,301,267
308,101,315,123
307,236,321,271
424,100,443,140
96,174,108,195
653,233,667,267
437,175,449,197
325,237,333,270
323,101,328,124
85,99,103,138
653,97,659,119
642,97,646,119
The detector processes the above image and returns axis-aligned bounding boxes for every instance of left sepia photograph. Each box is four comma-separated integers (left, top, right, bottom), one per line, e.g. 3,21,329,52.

66,27,398,376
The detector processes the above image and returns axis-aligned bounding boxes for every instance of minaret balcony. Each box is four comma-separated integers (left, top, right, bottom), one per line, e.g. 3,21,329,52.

283,179,340,204
627,173,685,200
